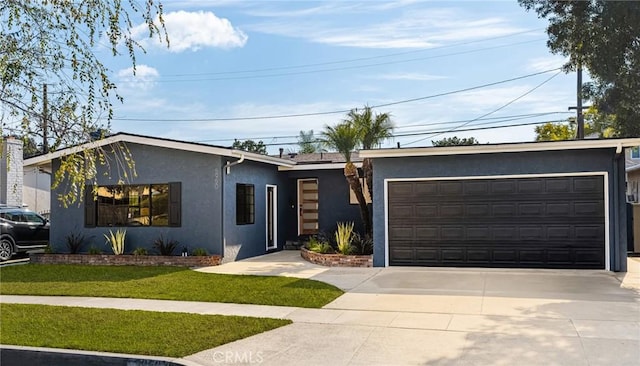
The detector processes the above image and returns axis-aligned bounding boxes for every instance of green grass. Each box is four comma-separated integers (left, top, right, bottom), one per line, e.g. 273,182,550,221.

0,303,291,357
0,265,343,308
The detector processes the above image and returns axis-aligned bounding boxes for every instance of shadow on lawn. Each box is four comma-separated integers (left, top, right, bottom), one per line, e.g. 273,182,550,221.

0,264,189,283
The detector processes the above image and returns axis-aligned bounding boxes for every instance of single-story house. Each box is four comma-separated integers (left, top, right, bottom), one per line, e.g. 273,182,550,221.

626,146,640,202
24,133,640,271
361,137,640,272
23,133,362,262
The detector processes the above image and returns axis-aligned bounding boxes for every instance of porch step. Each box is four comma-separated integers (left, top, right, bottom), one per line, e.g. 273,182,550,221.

284,240,304,250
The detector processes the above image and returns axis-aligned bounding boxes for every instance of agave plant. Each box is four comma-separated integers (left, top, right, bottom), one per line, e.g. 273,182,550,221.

104,229,126,255
335,222,354,255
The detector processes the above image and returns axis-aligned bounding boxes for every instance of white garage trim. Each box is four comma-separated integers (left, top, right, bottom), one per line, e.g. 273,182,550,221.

383,172,610,270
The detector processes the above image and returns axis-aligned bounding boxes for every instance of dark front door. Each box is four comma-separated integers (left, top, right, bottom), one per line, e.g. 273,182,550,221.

387,175,606,269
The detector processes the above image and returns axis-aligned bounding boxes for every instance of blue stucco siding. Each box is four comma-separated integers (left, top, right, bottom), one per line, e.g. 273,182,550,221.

222,159,287,261
284,169,364,240
50,143,224,256
371,148,627,271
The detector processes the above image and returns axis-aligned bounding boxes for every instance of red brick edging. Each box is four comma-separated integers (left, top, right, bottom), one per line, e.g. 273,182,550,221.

300,247,372,267
30,253,222,267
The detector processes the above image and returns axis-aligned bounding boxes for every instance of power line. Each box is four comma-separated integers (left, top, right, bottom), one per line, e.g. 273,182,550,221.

404,70,563,146
111,68,562,122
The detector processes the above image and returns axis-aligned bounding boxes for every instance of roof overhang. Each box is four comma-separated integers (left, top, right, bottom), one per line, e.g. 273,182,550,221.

278,162,362,171
23,133,295,168
360,138,640,159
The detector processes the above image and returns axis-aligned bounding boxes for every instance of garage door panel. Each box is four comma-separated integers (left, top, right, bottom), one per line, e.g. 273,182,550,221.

387,176,605,269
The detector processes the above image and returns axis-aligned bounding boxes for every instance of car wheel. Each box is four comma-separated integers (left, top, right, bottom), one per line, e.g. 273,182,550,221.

0,237,14,261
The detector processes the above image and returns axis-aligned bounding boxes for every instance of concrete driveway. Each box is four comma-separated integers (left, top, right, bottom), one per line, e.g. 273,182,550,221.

190,252,640,366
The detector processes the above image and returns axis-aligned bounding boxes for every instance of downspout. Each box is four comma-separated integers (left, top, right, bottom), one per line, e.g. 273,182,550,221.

226,155,245,175
612,143,626,271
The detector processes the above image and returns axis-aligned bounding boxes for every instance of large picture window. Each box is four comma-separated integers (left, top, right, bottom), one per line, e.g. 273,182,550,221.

87,183,179,227
236,183,255,225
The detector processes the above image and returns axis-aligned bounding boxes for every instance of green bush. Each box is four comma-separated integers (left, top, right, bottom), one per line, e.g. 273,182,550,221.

351,232,373,255
306,236,333,254
88,246,102,255
132,247,148,256
192,248,208,256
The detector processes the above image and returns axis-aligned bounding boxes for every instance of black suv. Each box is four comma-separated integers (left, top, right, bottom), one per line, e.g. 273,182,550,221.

0,206,50,261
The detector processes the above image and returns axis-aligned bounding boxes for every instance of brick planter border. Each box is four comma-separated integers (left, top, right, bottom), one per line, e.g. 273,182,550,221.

300,247,372,267
30,253,222,267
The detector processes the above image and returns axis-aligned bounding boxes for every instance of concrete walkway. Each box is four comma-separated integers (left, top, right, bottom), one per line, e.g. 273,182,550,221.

2,251,639,365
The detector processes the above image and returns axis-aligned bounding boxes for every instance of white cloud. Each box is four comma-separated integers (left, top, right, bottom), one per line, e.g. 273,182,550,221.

131,11,247,52
116,64,160,91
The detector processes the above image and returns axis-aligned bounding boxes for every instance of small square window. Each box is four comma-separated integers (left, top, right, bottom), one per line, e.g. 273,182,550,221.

631,147,640,159
236,184,255,225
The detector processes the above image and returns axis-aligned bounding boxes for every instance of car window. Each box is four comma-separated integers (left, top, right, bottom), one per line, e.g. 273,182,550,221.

0,212,18,221
21,212,45,224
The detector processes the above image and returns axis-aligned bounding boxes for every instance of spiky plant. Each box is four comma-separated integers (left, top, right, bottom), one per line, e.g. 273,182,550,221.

335,222,354,255
104,229,126,255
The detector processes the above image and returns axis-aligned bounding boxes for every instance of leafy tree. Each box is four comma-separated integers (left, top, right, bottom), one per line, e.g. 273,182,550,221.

432,136,480,147
232,139,268,155
1,0,168,206
297,130,321,154
321,122,371,237
534,123,576,141
347,106,394,201
519,0,640,137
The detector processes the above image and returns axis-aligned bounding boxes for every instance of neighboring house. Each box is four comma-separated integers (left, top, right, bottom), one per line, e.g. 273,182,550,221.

361,137,640,272
625,146,640,202
23,167,51,216
23,133,361,262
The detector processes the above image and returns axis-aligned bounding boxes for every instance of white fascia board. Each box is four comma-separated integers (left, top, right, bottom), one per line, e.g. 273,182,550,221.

23,134,295,168
360,138,640,159
278,162,361,171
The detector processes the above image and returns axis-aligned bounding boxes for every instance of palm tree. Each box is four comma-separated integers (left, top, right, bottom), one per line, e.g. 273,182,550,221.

348,106,394,200
321,122,372,237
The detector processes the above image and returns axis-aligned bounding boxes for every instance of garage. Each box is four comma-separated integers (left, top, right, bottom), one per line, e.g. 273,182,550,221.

387,174,606,269
362,138,640,271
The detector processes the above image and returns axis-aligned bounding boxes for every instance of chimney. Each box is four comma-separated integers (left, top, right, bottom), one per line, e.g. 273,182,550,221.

1,137,24,206
279,148,284,158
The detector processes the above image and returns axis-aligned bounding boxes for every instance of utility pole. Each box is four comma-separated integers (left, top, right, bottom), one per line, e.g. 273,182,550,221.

42,83,49,153
568,65,588,140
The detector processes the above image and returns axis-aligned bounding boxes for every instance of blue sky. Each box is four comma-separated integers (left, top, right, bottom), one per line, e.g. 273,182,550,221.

104,0,578,153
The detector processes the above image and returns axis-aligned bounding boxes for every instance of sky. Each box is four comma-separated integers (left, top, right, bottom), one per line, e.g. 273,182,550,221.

101,0,580,153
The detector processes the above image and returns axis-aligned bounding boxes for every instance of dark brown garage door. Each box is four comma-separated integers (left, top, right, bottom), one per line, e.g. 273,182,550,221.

387,175,605,269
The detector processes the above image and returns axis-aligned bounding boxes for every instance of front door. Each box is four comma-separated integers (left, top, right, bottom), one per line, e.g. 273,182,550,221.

298,179,319,235
266,185,277,250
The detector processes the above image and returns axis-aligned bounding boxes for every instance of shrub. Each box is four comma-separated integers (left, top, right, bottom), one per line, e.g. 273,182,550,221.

351,232,373,255
132,247,148,256
65,232,86,254
306,236,333,254
88,246,102,255
43,245,53,254
104,229,126,255
192,248,208,256
153,235,179,256
335,222,354,255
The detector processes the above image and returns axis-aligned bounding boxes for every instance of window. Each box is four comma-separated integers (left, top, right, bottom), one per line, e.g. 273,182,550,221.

87,183,179,227
236,183,255,225
631,146,640,159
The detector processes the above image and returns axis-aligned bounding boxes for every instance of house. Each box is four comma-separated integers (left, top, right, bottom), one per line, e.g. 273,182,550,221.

23,133,361,261
23,133,640,271
361,137,640,272
626,146,640,202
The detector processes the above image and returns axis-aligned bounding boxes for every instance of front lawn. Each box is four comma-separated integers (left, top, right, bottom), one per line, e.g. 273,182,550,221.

1,303,291,357
0,264,343,308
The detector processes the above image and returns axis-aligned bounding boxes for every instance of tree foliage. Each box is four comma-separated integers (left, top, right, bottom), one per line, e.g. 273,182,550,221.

297,130,321,154
432,136,480,147
232,139,268,155
535,108,616,141
519,0,640,137
534,123,576,141
1,0,168,205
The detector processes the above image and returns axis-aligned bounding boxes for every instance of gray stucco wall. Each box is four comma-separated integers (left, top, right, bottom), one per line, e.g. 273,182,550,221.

51,143,223,256
284,169,364,241
371,148,627,271
222,159,287,261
